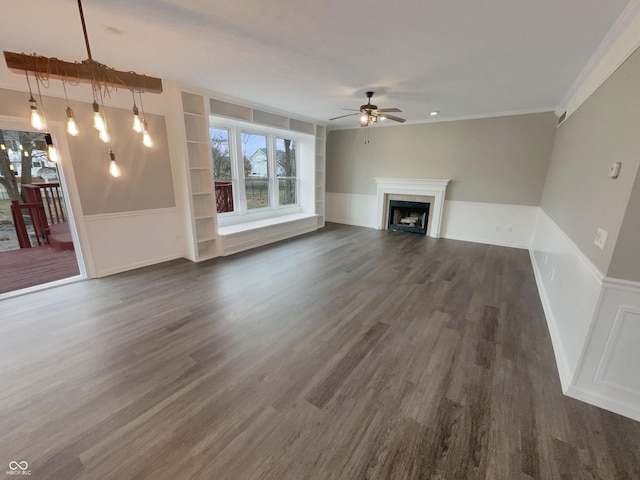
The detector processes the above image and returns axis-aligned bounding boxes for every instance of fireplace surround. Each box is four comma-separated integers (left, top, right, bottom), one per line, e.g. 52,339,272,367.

375,178,450,238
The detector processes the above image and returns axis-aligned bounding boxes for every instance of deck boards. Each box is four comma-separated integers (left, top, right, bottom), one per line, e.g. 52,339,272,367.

0,245,80,294
1,223,639,479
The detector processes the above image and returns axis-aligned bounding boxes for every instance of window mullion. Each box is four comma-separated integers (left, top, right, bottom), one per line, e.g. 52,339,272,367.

268,134,278,209
233,127,248,215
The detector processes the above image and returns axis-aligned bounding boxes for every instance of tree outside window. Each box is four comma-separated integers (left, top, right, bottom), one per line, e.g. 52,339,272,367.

276,138,296,205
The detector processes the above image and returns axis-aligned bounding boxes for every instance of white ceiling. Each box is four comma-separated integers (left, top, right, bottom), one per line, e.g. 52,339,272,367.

0,0,632,128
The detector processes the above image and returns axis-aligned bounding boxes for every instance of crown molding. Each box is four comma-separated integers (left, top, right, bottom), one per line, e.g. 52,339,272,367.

556,0,640,120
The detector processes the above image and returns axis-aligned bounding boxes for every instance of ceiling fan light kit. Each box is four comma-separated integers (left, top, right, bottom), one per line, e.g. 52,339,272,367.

330,91,406,127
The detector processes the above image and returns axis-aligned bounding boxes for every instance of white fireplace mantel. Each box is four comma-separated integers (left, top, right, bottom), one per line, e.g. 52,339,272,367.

374,178,450,237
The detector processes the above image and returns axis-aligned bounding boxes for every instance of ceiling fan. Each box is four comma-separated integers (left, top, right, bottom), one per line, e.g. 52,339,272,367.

330,91,406,126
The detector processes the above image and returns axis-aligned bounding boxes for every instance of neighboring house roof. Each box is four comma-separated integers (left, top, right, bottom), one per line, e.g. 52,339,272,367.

247,148,295,177
248,148,268,177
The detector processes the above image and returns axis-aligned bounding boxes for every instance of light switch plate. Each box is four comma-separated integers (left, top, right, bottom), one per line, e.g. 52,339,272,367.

609,162,621,179
595,227,608,249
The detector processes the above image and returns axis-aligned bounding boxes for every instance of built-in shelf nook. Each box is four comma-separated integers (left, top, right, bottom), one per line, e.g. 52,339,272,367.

169,86,326,261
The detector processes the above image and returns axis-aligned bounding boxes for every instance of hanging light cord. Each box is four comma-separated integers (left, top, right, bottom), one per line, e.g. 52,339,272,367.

131,89,138,109
25,71,34,99
35,75,48,125
98,86,110,136
138,91,146,121
62,80,70,104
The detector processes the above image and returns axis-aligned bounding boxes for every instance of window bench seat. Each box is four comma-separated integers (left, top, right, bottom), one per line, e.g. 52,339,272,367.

217,213,319,256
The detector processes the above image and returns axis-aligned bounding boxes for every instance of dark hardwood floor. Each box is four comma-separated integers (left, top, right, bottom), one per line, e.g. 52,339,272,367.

1,223,639,479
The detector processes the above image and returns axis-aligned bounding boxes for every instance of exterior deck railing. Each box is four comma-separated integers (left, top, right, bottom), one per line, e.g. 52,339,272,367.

215,181,234,213
21,183,66,225
10,200,49,248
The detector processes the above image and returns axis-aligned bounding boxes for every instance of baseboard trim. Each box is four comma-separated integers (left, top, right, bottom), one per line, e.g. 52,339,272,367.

95,253,182,278
528,248,574,390
566,384,640,423
444,233,529,249
325,217,376,229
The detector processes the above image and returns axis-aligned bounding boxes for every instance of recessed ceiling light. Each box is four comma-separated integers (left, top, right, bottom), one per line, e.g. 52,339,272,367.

430,111,439,116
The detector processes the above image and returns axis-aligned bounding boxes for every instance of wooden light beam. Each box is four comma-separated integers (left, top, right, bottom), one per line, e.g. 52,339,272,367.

4,51,163,94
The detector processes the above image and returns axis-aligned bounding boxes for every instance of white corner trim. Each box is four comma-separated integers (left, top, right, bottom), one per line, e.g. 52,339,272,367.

374,178,450,238
557,0,640,120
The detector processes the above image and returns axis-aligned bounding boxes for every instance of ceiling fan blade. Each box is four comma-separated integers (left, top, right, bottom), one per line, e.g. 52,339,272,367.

329,113,360,121
378,108,402,113
341,108,360,111
380,113,406,123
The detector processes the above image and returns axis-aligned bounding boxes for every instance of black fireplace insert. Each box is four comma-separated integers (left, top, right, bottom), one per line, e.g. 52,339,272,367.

387,200,430,235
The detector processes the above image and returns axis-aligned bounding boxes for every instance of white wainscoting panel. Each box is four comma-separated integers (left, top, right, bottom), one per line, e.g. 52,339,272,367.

84,207,182,277
570,279,640,421
529,209,603,387
530,209,640,421
442,201,538,249
325,192,377,229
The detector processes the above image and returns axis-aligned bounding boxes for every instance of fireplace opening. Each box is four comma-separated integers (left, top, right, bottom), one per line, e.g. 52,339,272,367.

387,200,430,235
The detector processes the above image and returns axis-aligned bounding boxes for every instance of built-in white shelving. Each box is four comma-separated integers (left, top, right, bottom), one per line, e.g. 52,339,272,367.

181,91,218,261
315,125,326,227
168,84,327,261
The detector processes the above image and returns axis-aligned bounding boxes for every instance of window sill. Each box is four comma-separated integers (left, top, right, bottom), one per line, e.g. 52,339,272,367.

217,213,317,236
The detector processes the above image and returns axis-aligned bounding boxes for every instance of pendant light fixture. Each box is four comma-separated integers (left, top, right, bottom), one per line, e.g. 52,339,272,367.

131,90,143,133
62,81,79,136
26,72,46,131
109,149,121,178
45,133,60,163
139,91,153,148
4,0,164,178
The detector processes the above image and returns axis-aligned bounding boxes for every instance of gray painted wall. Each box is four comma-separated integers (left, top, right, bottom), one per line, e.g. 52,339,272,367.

0,87,175,215
326,112,557,205
539,48,640,279
608,166,640,281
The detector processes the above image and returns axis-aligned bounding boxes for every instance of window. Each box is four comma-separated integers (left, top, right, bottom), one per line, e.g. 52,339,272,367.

276,137,296,206
242,132,269,210
210,127,234,213
209,119,300,219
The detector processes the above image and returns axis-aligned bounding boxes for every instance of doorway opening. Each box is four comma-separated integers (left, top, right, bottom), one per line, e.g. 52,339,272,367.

0,128,83,295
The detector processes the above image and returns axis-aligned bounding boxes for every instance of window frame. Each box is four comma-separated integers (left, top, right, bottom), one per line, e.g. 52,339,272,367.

210,116,301,223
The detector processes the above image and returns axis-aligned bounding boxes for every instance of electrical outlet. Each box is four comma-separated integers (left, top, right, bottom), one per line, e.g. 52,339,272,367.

594,227,608,250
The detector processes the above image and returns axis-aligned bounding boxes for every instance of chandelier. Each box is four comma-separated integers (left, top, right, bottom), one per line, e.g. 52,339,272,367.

3,0,163,178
